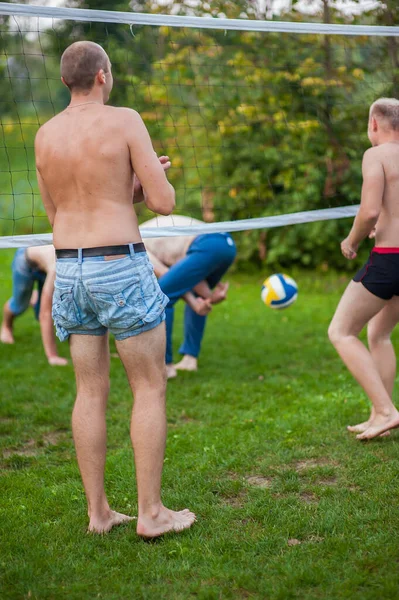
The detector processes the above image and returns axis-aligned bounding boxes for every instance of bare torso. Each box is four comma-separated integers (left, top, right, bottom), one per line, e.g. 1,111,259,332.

35,105,142,249
141,215,203,265
373,142,399,246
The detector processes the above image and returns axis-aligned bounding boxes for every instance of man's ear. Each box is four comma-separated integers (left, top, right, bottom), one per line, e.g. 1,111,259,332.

96,69,106,85
371,116,378,132
61,76,68,87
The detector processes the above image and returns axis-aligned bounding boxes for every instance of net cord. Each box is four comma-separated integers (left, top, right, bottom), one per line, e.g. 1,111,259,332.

0,205,359,249
0,3,398,37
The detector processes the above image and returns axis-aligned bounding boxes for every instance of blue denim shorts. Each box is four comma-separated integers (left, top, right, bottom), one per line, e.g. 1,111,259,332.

9,248,46,319
52,248,169,342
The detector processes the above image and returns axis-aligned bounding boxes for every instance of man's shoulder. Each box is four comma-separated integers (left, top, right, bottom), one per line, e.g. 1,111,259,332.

363,146,381,160
35,114,60,144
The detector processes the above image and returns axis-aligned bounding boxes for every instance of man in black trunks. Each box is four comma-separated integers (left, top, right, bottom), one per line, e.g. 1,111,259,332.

328,98,399,441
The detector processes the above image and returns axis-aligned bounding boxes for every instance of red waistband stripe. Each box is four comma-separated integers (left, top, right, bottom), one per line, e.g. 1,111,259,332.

372,247,399,254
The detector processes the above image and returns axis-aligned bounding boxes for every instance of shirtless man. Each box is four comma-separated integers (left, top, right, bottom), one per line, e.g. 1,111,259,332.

1,245,67,366
34,41,196,536
141,215,236,379
328,98,399,441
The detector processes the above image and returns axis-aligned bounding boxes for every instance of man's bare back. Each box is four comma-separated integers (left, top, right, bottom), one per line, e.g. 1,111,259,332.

369,142,399,247
35,103,174,249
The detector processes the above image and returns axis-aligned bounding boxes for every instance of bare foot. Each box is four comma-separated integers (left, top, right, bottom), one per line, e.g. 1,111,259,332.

356,411,399,441
347,420,371,433
48,356,68,366
137,506,196,539
0,325,14,344
175,355,198,372
166,364,177,379
88,510,135,534
347,420,390,437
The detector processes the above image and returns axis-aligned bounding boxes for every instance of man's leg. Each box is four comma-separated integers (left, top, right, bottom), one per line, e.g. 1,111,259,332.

346,298,399,434
1,250,35,344
0,301,16,344
175,307,207,371
328,281,399,440
116,322,196,538
70,333,133,533
164,305,177,379
174,235,236,371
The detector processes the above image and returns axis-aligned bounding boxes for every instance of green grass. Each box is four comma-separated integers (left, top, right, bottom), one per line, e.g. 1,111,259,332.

1,249,399,600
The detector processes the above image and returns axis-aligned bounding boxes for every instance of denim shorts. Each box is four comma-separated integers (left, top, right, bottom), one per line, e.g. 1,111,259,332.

9,248,46,319
52,248,169,342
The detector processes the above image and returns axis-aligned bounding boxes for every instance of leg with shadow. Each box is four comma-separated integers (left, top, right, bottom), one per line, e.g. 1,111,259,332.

116,322,196,538
328,281,399,440
70,333,133,533
347,297,399,434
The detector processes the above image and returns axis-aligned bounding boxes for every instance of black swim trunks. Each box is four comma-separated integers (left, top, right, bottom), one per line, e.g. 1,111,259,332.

353,247,399,300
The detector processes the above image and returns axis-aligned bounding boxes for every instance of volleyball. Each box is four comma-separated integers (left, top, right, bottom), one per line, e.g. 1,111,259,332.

261,274,298,309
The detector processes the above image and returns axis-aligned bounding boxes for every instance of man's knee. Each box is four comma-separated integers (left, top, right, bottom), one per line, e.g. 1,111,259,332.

328,320,345,346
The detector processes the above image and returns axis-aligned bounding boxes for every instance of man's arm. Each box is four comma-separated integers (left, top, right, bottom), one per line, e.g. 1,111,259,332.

36,168,56,227
133,156,171,204
123,109,175,215
38,272,67,366
35,131,56,227
342,148,384,259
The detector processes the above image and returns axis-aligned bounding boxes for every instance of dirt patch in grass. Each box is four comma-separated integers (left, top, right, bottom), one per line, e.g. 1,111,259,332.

3,430,67,458
307,535,324,543
3,439,38,458
41,431,67,446
246,475,273,489
221,491,247,508
300,492,319,504
318,477,338,487
295,458,339,472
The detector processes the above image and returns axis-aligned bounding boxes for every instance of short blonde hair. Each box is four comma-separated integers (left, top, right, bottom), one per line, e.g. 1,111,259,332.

370,98,399,131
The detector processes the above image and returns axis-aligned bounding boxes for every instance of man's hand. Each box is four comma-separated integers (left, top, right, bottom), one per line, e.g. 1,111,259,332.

210,282,229,305
193,297,213,317
341,237,358,260
48,356,68,366
134,155,171,194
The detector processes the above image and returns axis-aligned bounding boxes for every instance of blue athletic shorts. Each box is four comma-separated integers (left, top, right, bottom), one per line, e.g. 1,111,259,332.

52,248,169,342
9,248,46,319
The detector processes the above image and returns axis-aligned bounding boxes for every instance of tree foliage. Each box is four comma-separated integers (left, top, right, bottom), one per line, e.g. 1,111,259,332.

1,0,398,268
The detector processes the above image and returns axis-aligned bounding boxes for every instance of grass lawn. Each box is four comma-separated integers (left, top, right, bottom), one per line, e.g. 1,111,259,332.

1,248,399,600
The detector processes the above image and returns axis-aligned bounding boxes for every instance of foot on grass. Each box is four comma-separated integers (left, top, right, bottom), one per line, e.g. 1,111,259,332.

0,325,14,344
137,506,196,539
175,355,198,372
356,410,399,441
166,364,177,379
347,420,371,433
88,510,135,534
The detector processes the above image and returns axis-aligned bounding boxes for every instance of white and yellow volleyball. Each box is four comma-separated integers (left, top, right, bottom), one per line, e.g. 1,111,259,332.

261,273,298,309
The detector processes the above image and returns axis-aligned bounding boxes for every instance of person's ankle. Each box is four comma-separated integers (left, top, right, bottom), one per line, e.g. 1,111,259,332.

139,501,163,520
88,503,111,520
